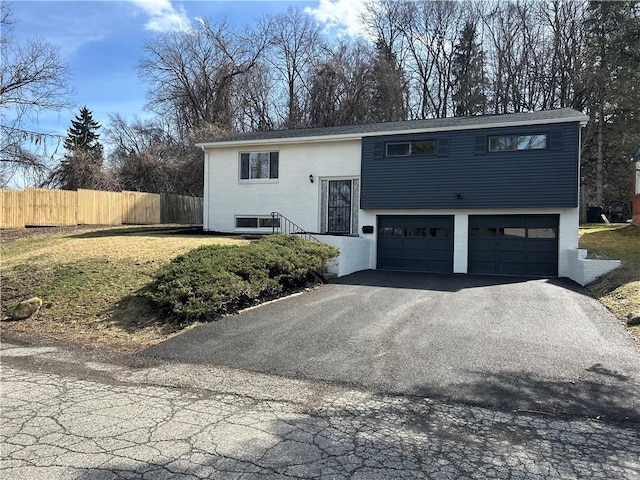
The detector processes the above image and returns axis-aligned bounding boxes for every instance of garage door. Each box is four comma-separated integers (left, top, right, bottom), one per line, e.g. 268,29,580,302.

377,216,454,273
468,215,559,276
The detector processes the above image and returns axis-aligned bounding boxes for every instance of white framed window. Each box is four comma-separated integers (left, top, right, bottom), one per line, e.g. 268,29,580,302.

239,152,279,180
488,134,547,152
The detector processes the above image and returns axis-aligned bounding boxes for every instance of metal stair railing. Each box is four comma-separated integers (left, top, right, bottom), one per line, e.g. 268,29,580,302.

270,212,320,243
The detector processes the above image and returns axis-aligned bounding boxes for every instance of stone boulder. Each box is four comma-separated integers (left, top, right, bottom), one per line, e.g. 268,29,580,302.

8,297,43,321
627,312,640,326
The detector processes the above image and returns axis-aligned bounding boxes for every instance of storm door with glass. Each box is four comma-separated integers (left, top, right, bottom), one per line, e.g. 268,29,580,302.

327,180,352,234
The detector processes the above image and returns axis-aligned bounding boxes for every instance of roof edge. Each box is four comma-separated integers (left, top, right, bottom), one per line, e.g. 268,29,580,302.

197,111,589,149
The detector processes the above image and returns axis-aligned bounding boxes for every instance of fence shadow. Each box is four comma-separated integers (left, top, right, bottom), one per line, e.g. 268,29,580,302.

69,225,198,239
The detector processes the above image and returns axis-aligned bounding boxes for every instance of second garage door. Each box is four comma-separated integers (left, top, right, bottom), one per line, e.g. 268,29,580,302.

468,214,559,276
377,215,454,273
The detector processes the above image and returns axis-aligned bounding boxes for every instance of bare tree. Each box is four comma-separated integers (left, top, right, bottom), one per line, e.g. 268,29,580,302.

387,0,466,119
104,114,210,196
308,41,379,127
0,2,73,187
481,0,549,114
233,61,277,131
138,18,268,138
539,0,586,110
265,7,323,128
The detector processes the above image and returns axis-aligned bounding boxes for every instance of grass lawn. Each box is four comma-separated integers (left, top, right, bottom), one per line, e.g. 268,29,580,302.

1,226,248,352
579,223,640,341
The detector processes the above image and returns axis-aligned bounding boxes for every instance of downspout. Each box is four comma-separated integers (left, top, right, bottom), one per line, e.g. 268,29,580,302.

200,146,210,231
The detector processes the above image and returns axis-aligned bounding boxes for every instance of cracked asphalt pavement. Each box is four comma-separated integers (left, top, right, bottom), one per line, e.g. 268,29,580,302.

1,342,639,479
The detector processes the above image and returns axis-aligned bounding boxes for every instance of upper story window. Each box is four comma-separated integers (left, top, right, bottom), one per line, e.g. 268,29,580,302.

240,152,279,180
386,140,436,157
488,134,547,152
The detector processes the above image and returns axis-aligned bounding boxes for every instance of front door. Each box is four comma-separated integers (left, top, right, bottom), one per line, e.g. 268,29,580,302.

327,180,352,234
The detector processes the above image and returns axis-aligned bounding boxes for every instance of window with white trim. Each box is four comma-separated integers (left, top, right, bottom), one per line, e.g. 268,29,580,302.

240,152,279,180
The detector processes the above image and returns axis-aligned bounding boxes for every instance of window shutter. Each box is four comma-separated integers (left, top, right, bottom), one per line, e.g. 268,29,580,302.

240,153,249,179
373,141,384,160
474,136,486,154
351,179,360,234
320,180,328,233
549,130,563,151
269,152,279,178
437,137,450,156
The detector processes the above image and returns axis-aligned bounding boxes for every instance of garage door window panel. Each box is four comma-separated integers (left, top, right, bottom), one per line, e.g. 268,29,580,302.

528,228,556,238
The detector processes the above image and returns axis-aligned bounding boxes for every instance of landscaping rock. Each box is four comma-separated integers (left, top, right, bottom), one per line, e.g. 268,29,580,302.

9,297,43,321
627,312,640,326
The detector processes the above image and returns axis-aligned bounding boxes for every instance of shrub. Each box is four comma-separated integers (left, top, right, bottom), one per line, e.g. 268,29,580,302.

144,235,339,323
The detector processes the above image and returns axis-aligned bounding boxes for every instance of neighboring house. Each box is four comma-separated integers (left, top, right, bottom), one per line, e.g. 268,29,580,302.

198,108,619,285
633,145,640,225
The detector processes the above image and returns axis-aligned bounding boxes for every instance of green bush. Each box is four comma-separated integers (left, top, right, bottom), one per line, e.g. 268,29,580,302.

144,235,339,323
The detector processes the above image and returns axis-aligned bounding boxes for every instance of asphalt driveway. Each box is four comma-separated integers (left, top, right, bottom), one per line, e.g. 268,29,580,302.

144,270,640,422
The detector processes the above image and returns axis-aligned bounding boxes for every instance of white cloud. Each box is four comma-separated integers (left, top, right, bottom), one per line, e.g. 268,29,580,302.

129,0,191,32
304,0,370,38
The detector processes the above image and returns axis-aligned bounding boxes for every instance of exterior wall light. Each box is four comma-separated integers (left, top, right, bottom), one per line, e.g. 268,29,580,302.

309,174,314,183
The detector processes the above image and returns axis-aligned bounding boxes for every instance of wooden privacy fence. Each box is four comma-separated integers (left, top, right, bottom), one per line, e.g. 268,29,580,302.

122,191,161,225
0,188,203,229
77,189,122,225
160,193,203,224
0,190,25,229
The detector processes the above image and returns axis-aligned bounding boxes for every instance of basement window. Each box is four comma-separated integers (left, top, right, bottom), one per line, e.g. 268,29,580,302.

235,216,280,229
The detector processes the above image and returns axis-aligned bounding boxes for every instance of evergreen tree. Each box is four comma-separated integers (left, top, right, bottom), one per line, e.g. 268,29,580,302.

53,106,107,190
581,1,640,213
63,106,102,152
369,40,407,122
451,21,487,117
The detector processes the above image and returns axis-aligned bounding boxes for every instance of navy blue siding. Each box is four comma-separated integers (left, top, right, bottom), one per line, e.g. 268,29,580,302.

360,122,580,209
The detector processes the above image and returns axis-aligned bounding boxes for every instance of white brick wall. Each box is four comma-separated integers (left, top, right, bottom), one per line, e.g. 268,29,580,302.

318,236,371,277
203,140,361,233
566,249,621,285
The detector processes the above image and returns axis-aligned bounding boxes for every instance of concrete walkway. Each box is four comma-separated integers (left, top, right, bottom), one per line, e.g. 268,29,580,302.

1,342,639,479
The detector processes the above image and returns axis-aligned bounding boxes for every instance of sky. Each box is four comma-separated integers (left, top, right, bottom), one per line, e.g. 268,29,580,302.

7,0,368,139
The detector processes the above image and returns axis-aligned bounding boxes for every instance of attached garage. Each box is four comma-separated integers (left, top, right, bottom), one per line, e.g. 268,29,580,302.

377,215,454,273
468,214,559,276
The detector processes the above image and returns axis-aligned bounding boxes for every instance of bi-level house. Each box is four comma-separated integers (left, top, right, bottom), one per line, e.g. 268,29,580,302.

198,108,619,285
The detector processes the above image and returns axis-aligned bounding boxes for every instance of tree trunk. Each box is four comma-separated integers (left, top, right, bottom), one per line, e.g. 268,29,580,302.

596,108,604,206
